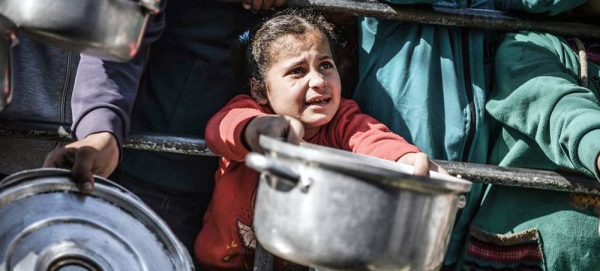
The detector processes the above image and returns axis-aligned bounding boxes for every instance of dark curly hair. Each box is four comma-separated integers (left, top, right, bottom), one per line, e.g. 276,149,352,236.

232,8,338,101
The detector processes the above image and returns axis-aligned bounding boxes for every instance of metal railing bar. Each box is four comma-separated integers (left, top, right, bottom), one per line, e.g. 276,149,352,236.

0,120,215,156
435,160,600,195
220,0,600,39
1,120,599,195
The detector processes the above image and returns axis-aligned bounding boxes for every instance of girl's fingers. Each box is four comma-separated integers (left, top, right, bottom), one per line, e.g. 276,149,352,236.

285,118,304,145
412,155,430,176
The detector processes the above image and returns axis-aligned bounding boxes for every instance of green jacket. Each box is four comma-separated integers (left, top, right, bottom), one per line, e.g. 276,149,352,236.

353,0,586,268
469,32,600,270
488,32,600,178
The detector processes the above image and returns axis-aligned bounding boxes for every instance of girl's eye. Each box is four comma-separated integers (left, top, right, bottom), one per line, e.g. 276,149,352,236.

320,62,334,70
290,67,305,74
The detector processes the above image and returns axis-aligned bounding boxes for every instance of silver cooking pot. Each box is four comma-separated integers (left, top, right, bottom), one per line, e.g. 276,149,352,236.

0,0,160,62
0,14,16,112
0,168,193,271
246,136,471,271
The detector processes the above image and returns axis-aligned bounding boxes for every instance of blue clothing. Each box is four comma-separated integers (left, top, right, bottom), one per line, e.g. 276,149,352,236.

0,34,79,174
353,0,586,268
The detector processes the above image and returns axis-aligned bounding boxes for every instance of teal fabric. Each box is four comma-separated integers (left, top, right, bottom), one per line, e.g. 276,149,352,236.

473,186,600,271
475,31,600,270
488,31,600,178
354,1,586,268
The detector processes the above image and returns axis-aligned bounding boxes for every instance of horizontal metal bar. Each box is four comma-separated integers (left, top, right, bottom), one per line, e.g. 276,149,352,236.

0,121,214,156
435,160,600,195
220,0,600,39
1,121,599,194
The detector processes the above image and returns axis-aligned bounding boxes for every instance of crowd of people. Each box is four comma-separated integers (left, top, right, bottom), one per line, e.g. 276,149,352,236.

0,0,599,270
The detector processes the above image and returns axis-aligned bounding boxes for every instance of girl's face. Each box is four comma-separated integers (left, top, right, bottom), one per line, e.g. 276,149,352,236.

257,30,341,139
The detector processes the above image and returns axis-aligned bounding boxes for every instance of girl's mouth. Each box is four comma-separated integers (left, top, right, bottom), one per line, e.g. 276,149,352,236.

304,98,331,106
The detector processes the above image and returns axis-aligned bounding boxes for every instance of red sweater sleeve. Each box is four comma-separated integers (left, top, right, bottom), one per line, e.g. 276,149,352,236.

315,99,420,162
205,95,268,162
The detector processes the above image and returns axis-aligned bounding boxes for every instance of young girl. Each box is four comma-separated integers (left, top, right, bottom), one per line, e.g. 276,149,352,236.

195,8,445,270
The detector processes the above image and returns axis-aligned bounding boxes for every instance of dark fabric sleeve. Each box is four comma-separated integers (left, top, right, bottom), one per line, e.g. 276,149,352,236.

70,1,167,150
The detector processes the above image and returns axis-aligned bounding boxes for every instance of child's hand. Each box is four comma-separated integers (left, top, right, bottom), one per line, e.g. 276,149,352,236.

397,152,448,176
244,115,304,153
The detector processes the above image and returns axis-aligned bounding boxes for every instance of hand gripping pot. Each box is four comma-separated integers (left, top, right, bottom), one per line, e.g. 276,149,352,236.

0,0,161,62
245,136,472,271
0,168,193,271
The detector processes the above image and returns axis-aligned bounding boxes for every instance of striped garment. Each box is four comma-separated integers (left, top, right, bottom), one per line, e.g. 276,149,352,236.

462,227,544,271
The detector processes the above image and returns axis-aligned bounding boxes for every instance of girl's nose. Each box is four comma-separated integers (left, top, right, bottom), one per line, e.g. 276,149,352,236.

308,72,327,90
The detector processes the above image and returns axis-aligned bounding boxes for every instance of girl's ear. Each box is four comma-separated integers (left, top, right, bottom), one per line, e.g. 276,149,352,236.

250,78,268,105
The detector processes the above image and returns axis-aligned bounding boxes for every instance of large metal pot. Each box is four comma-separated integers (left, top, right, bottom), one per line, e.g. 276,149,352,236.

246,136,471,271
0,14,16,112
0,0,160,62
0,168,193,270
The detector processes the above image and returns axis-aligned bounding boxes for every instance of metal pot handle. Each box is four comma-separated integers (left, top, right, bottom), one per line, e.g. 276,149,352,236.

245,153,301,184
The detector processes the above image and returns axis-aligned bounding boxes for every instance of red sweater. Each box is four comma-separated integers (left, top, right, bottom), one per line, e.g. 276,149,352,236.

195,95,420,270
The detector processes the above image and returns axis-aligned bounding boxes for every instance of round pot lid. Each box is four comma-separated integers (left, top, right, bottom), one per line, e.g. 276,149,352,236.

258,136,472,193
0,168,193,271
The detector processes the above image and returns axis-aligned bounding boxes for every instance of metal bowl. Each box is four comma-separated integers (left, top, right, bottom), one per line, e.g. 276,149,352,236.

0,0,160,62
0,168,193,271
246,136,471,271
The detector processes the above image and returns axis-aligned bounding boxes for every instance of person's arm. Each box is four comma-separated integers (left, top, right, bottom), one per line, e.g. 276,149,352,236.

206,95,304,160
205,95,270,159
330,99,419,159
43,1,167,192
488,31,600,179
330,99,446,176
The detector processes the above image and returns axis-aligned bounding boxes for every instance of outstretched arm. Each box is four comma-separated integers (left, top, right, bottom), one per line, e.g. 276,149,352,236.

332,99,447,176
43,1,167,192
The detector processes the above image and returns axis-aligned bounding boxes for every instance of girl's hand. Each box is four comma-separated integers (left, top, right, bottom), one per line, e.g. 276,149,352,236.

397,152,448,176
244,115,304,153
242,0,286,12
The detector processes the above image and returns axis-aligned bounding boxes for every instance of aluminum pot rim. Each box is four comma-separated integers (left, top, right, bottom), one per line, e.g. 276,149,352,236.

259,136,472,193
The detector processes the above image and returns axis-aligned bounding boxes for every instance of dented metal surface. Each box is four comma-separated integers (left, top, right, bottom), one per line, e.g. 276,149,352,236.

221,0,600,39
